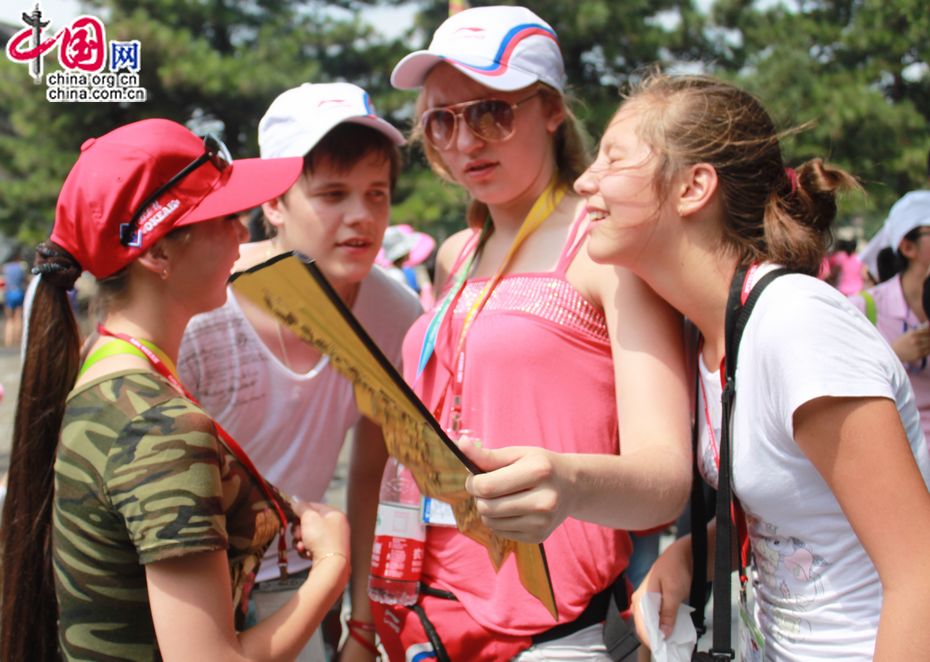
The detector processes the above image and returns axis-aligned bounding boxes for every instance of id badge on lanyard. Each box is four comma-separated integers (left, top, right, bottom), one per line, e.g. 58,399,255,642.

421,496,457,526
738,568,766,661
422,427,477,527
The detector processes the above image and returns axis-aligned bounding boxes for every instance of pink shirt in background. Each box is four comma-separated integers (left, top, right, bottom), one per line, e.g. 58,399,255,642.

829,251,865,295
850,274,930,440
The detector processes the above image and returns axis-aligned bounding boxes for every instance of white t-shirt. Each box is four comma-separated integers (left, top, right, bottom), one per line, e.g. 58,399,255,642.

178,265,422,582
697,271,930,661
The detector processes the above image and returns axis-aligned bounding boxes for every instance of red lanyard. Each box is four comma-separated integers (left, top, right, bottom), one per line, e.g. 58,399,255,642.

96,325,291,578
698,353,726,469
704,262,761,458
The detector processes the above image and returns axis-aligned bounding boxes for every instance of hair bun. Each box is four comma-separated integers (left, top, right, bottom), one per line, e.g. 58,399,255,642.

33,242,82,290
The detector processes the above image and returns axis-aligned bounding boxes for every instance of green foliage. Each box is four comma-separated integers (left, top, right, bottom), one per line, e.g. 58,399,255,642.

709,0,930,234
391,150,468,242
0,0,406,239
0,0,926,246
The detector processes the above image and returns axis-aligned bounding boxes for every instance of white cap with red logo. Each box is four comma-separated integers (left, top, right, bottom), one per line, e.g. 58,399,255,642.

390,5,565,93
258,82,405,159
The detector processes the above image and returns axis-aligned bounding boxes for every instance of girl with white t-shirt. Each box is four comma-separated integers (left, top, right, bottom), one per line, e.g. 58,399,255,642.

574,74,930,661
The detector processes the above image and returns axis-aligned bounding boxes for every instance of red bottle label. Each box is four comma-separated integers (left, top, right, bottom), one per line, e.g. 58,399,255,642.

370,503,426,581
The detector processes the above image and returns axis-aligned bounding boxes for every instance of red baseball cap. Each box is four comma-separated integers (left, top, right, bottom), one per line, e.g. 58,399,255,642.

51,118,303,279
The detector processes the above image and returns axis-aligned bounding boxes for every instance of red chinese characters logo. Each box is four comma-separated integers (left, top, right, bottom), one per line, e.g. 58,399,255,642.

7,15,107,74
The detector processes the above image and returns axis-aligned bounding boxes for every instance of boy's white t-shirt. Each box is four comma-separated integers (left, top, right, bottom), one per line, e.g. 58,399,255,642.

697,271,930,661
178,264,422,582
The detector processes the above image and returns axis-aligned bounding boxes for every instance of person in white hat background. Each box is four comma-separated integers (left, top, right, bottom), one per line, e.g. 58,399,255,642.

177,82,422,661
851,190,930,441
377,224,437,307
371,5,691,659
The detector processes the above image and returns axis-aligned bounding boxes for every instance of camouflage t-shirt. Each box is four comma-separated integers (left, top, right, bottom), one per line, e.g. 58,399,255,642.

53,370,287,661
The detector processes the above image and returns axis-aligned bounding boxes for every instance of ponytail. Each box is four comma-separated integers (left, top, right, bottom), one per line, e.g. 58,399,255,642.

876,246,904,283
1,242,83,662
761,158,861,275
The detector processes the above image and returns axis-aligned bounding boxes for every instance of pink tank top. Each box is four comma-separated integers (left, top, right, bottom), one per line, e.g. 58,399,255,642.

401,211,631,636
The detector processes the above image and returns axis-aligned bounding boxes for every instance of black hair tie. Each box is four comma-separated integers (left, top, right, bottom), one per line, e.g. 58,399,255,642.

32,242,82,290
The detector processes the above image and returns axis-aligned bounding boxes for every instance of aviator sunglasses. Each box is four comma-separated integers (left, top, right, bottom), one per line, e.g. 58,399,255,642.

120,133,232,246
420,91,542,150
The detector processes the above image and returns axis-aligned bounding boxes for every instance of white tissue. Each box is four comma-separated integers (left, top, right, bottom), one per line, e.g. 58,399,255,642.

638,592,697,662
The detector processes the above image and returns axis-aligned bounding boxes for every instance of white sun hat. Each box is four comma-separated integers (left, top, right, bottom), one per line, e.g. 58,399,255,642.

259,82,405,159
860,190,930,276
390,5,565,93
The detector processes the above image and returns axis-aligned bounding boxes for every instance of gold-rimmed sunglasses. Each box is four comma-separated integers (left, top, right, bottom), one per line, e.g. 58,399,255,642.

420,91,542,150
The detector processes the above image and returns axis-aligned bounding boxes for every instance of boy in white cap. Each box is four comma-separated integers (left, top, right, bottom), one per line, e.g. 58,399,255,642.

177,82,422,661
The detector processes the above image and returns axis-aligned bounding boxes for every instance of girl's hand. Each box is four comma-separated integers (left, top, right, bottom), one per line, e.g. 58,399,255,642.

631,535,694,649
291,500,350,564
892,326,930,364
459,440,573,544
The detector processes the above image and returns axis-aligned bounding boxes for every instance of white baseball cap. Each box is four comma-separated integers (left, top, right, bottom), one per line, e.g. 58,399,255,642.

258,82,405,159
886,190,930,251
860,190,930,275
390,5,565,93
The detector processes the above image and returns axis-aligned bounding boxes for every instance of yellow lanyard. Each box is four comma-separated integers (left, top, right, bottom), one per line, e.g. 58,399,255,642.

449,177,566,431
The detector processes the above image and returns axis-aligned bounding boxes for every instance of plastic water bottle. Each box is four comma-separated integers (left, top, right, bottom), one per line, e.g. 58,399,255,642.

368,458,426,606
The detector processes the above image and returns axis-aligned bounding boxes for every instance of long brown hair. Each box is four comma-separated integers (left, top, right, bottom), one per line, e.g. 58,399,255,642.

626,74,860,275
0,243,82,661
413,82,591,229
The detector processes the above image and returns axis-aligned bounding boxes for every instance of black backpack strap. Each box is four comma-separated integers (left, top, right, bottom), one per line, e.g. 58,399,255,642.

683,318,710,636
709,265,788,660
408,602,453,662
603,575,641,661
688,360,708,636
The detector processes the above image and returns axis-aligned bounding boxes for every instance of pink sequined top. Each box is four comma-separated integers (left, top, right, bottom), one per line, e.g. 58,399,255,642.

401,210,631,636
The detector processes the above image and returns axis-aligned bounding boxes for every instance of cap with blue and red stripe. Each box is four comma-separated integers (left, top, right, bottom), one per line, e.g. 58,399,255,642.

391,6,565,93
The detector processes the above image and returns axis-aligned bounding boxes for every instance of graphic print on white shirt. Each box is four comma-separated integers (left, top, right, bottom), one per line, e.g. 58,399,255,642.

746,514,829,644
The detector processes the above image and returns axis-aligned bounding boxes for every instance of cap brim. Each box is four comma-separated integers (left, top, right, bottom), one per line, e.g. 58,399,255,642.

391,51,538,91
181,156,303,226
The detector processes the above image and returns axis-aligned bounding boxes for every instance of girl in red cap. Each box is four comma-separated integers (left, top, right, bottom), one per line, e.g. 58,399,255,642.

1,119,351,661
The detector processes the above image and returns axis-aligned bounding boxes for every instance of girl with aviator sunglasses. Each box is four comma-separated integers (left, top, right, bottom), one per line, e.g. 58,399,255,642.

368,6,691,659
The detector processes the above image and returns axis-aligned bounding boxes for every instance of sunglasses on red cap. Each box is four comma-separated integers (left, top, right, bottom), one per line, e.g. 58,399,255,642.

119,133,232,246
420,91,541,150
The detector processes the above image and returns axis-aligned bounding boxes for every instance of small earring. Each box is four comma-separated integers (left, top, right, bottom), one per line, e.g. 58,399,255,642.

160,268,169,280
